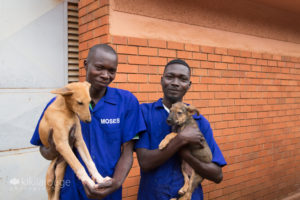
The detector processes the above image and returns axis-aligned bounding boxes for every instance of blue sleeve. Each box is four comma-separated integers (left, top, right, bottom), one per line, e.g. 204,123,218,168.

134,104,150,149
30,97,56,146
134,130,150,149
122,95,146,144
198,116,227,167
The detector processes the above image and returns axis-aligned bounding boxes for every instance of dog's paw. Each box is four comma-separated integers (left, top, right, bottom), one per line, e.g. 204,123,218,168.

178,186,188,195
94,175,112,186
83,177,96,188
92,173,103,183
103,176,112,186
159,140,168,150
94,176,104,183
95,176,112,187
103,176,112,182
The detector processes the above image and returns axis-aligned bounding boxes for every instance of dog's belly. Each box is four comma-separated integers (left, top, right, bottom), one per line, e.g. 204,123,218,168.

190,143,212,163
39,116,51,147
39,107,77,148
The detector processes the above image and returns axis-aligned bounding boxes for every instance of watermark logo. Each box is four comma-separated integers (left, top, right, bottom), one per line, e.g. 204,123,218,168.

9,178,20,185
2,176,71,192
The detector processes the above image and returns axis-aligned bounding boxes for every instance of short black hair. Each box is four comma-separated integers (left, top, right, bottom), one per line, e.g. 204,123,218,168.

163,59,191,75
86,44,117,62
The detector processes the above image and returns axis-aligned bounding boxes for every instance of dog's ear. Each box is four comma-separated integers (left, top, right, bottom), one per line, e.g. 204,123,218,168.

51,87,73,96
187,105,200,116
83,81,91,88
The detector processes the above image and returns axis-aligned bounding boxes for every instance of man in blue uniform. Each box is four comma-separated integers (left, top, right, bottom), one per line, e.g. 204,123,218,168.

135,59,227,200
31,44,146,199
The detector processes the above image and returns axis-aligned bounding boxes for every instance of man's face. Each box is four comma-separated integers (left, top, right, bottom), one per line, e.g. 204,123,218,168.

84,49,118,90
161,63,191,103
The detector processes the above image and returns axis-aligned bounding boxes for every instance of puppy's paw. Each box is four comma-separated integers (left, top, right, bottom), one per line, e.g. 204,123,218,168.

178,186,188,195
83,177,96,189
95,175,112,187
102,176,112,186
92,173,104,183
96,177,112,188
159,140,168,150
103,176,112,182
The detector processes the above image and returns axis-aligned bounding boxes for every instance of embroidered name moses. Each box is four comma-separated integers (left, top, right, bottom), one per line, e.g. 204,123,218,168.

100,118,120,124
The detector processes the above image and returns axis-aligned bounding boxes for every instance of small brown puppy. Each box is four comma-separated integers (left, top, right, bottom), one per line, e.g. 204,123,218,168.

39,82,111,200
159,102,212,200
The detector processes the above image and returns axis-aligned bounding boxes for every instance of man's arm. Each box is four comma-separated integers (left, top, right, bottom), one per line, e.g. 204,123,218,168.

136,127,203,172
179,148,223,183
83,140,135,199
178,124,223,183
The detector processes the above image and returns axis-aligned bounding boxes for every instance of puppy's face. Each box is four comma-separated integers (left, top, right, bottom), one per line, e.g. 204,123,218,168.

69,82,91,123
167,102,199,127
167,102,189,126
52,82,92,123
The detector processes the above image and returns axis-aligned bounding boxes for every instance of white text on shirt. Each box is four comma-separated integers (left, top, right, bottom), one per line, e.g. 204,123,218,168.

100,118,120,124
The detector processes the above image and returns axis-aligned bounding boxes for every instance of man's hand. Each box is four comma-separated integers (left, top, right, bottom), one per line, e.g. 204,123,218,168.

83,178,121,199
179,145,224,183
82,140,134,198
178,125,204,146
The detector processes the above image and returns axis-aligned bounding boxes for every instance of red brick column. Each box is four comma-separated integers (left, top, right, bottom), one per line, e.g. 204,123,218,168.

78,0,110,81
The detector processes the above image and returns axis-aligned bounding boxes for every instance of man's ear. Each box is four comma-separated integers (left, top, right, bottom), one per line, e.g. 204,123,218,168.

51,87,73,96
187,105,199,116
84,60,88,70
188,81,192,89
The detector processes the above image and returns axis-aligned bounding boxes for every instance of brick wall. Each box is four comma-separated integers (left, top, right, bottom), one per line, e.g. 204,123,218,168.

78,0,110,80
78,1,300,199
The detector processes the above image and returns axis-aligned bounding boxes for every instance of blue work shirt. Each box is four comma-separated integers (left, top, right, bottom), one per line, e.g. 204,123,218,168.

135,98,227,200
31,87,146,200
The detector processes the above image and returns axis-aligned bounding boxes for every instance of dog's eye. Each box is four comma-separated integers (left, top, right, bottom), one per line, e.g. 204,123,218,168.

177,112,182,115
77,101,83,105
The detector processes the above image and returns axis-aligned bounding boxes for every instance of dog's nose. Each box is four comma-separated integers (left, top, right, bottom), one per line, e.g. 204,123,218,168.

166,118,172,124
85,119,91,123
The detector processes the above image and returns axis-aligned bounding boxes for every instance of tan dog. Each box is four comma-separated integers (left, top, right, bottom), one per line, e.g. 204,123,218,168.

39,82,111,200
159,102,212,200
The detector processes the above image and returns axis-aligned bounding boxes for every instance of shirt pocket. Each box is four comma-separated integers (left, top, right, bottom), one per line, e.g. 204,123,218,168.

101,125,122,143
95,115,122,140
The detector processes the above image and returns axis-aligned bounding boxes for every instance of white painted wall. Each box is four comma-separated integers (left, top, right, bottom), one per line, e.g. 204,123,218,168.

0,149,49,199
0,0,68,199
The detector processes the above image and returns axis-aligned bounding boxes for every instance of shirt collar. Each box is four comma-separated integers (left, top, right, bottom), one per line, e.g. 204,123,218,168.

154,98,201,119
162,103,170,113
102,87,118,105
154,98,164,109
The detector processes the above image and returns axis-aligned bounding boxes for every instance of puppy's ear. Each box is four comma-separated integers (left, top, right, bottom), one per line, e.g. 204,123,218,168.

187,105,200,116
51,87,73,96
83,81,91,88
